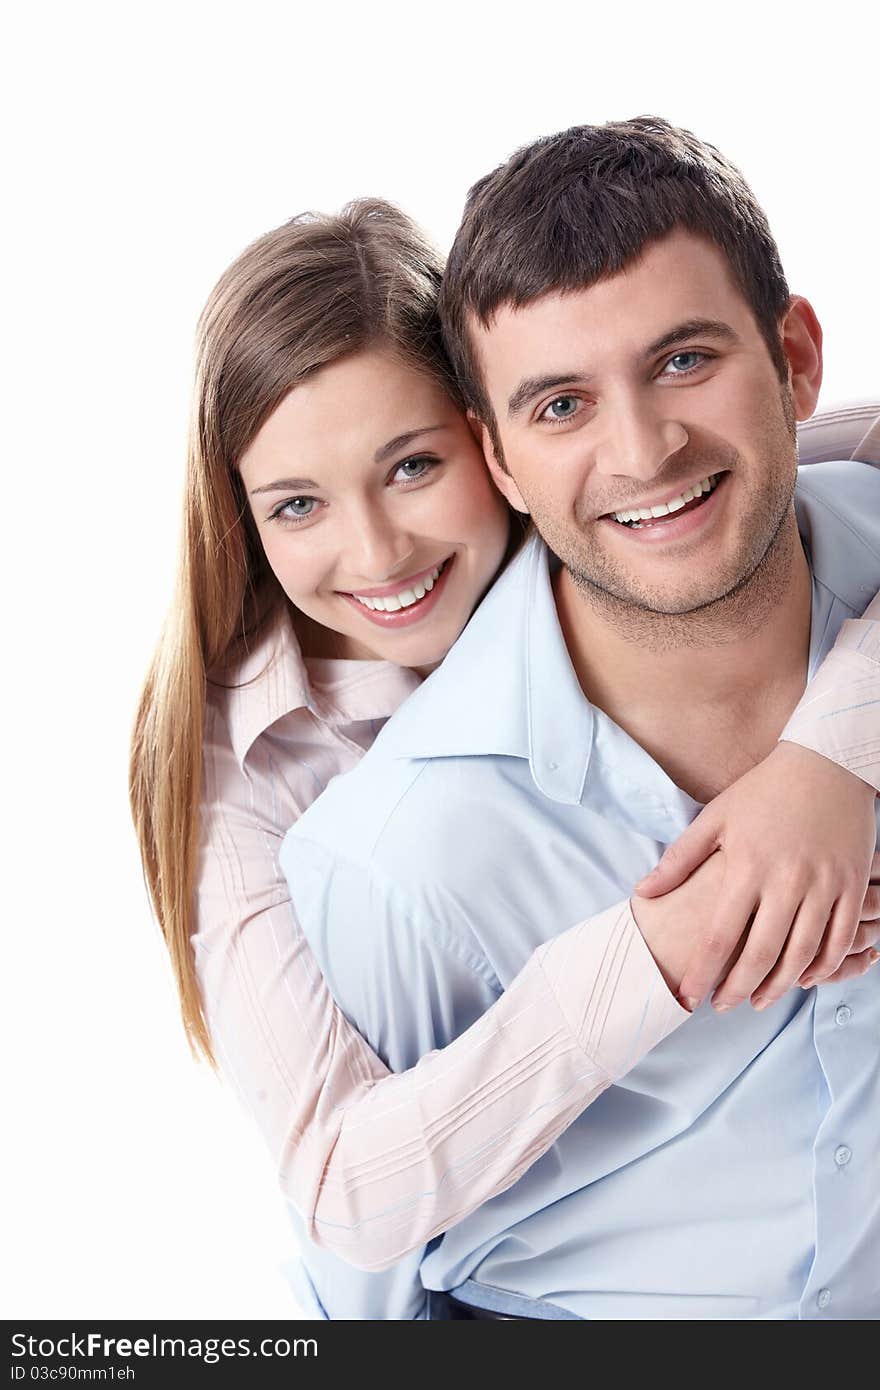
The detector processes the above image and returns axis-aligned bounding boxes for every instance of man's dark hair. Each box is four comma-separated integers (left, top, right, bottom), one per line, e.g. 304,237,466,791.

439,117,791,453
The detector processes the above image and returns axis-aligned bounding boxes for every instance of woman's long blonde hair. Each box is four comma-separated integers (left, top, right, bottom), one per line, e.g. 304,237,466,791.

129,201,461,1062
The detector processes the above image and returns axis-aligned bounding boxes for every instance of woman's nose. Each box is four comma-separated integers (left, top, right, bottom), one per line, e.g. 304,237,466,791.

348,512,416,583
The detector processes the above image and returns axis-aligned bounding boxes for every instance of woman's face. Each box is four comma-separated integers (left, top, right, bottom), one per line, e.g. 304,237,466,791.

239,347,511,670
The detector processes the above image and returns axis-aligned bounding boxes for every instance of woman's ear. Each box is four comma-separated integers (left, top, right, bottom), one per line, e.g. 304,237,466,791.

781,296,823,421
468,410,530,514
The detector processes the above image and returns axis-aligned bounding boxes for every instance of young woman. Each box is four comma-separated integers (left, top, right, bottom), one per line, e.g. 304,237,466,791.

130,200,880,1279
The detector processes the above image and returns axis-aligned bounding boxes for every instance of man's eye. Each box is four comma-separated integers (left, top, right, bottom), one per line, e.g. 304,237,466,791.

541,396,580,422
662,351,706,375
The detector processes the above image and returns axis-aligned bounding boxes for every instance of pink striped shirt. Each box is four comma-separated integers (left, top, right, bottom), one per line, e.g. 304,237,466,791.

193,407,880,1273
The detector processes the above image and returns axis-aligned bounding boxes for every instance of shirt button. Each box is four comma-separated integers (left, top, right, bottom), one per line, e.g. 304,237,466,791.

817,1288,832,1310
834,1144,852,1167
834,1004,853,1027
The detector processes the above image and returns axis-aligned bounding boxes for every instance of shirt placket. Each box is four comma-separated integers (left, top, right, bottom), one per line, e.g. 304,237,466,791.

798,983,879,1319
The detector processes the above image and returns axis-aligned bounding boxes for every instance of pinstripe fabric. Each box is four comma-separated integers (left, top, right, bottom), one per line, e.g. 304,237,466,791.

779,593,880,791
195,623,686,1272
192,407,880,1274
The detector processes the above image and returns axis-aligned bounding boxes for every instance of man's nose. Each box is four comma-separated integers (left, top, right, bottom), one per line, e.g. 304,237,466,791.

349,510,416,582
593,397,689,481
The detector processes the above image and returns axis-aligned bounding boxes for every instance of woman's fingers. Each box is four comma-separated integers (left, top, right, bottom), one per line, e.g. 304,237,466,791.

859,882,880,924
664,847,878,1013
709,896,811,1012
747,898,834,1008
634,811,720,898
676,878,757,1010
797,890,863,986
816,946,880,986
797,916,880,983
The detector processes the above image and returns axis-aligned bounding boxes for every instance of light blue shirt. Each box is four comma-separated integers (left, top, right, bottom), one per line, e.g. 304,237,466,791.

281,462,880,1320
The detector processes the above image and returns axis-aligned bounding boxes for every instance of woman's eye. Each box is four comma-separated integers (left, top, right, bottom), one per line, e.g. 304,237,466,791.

393,455,436,482
662,351,706,375
541,395,580,423
275,496,317,522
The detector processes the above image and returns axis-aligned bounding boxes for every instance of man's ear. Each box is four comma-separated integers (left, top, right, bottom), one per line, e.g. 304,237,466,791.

781,296,823,421
468,410,530,514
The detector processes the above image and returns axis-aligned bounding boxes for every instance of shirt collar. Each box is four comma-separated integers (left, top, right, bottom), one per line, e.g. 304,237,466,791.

218,613,311,770
374,533,596,803
219,610,419,769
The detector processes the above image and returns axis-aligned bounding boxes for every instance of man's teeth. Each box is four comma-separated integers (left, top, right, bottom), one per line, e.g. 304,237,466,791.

612,474,720,525
352,564,443,612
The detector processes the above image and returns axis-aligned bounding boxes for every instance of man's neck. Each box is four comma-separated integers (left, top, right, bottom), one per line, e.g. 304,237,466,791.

554,513,813,802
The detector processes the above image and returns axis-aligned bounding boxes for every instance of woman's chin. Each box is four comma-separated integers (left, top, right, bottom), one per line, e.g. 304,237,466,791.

371,630,455,671
316,616,454,670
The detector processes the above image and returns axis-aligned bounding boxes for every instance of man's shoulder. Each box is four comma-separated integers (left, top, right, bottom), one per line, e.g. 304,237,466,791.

280,749,513,1009
284,742,528,888
284,745,425,861
795,457,880,612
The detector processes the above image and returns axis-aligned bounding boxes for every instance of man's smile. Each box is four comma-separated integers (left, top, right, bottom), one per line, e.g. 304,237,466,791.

597,472,730,543
604,472,724,526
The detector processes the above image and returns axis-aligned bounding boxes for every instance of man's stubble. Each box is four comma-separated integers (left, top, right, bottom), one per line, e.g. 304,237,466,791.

538,388,802,651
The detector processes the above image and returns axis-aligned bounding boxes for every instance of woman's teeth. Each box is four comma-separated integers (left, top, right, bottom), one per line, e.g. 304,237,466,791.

612,473,721,526
351,563,444,612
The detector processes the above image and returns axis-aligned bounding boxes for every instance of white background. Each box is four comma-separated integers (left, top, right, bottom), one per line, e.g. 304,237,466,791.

4,0,878,1319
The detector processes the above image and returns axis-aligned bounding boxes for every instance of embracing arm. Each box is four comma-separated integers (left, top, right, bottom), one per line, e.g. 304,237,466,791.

197,592,879,1275
637,593,880,1010
196,702,687,1276
783,413,880,792
777,589,880,790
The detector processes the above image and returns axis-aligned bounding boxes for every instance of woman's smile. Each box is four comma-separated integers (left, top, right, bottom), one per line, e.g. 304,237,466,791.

239,347,511,667
339,556,455,626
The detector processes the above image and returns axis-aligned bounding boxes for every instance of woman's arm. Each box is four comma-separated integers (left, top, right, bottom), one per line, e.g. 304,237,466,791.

197,594,878,1273
784,418,880,787
196,698,688,1274
777,589,880,788
637,588,880,1010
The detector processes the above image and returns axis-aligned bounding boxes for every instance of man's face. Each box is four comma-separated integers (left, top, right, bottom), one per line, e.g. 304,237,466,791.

471,230,806,618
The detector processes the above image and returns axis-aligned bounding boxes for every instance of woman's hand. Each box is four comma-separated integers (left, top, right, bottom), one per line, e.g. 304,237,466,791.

808,854,880,987
632,850,731,1002
634,744,878,1012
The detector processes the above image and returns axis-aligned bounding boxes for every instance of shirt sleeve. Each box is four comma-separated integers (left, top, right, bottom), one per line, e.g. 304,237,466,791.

778,590,880,793
195,701,686,1279
796,402,880,467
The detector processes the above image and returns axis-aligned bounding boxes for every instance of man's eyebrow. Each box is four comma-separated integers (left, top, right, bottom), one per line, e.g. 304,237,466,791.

643,318,740,359
374,425,447,463
507,374,592,420
249,426,449,495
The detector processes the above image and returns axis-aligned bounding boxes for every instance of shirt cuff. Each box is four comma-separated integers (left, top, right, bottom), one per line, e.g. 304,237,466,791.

779,628,880,794
535,899,690,1082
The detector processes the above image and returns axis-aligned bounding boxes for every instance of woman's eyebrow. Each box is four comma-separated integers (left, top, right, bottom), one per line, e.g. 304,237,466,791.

373,425,447,463
250,476,319,495
249,425,450,494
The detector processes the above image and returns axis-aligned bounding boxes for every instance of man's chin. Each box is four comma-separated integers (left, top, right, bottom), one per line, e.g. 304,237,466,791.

570,572,737,618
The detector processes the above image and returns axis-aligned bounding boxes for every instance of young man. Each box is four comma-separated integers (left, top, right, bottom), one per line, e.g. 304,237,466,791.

281,119,880,1319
